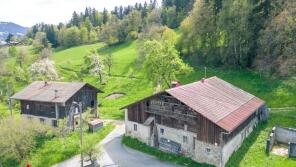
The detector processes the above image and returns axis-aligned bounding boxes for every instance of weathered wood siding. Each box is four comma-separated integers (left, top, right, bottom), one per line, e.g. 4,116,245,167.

20,84,98,119
126,93,226,145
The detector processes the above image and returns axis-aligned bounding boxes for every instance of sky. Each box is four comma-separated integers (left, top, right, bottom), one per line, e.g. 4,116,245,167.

0,0,149,27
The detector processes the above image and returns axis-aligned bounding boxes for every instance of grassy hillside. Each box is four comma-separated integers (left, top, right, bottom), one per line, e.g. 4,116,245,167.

1,40,295,118
51,41,296,118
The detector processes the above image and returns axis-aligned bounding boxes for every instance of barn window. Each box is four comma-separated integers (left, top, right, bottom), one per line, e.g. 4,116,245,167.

133,124,137,131
160,128,164,135
183,136,188,143
26,104,30,110
52,120,57,127
40,118,45,124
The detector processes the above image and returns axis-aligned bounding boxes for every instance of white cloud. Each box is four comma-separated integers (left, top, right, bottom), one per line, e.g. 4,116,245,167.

0,0,149,27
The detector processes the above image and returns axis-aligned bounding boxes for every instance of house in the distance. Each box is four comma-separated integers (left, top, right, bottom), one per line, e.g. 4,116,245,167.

11,81,101,127
122,76,268,167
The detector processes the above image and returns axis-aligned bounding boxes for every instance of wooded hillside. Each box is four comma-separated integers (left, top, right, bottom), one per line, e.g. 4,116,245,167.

179,0,295,77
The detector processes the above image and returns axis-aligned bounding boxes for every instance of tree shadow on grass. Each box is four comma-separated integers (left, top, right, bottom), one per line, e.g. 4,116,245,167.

226,122,268,167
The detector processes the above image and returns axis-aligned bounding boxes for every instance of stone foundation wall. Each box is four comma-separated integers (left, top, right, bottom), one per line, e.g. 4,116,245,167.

125,120,151,145
193,140,222,167
156,124,197,156
275,127,296,144
22,114,57,126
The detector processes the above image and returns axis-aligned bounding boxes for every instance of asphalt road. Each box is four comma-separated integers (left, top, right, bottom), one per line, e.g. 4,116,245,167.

53,124,181,167
103,135,181,167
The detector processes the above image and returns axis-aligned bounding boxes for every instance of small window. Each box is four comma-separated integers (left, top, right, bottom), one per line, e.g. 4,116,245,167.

183,136,188,143
206,148,211,153
134,124,137,131
52,120,57,127
91,100,95,108
40,118,45,124
26,104,30,110
160,128,164,135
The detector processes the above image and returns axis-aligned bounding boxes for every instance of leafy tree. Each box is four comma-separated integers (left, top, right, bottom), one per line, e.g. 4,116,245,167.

39,48,53,59
8,46,18,57
179,0,220,65
104,53,113,76
255,0,296,76
143,40,192,88
32,32,50,53
0,117,53,164
100,17,126,45
162,27,177,45
81,137,102,166
5,33,14,42
16,48,27,67
84,17,93,32
88,30,98,43
218,0,253,67
126,10,142,38
63,26,81,48
80,26,88,44
29,59,58,81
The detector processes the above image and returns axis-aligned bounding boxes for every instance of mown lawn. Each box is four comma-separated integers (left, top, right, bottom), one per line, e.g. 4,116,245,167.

227,110,296,167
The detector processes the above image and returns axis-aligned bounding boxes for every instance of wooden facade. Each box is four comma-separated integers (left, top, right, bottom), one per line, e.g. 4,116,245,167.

20,84,98,120
127,92,264,145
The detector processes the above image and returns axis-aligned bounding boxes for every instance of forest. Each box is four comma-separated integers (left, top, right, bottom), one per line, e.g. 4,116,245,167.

12,0,293,77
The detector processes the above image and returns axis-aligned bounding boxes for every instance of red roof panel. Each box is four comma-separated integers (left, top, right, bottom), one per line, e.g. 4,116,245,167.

166,76,265,132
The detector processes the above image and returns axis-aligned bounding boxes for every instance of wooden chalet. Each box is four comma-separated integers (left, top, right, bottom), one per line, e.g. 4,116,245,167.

11,81,101,127
122,76,268,167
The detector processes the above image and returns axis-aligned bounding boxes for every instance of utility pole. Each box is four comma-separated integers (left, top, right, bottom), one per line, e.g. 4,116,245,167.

204,67,207,78
79,102,83,167
72,101,84,167
6,82,12,116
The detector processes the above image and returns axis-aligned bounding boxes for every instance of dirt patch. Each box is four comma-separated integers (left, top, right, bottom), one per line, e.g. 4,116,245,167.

105,93,126,100
271,145,289,156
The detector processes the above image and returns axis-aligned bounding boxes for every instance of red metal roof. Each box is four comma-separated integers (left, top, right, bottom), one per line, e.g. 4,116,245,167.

166,76,265,132
11,81,101,103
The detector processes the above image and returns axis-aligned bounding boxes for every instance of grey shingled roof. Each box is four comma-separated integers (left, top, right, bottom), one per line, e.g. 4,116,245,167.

11,81,100,103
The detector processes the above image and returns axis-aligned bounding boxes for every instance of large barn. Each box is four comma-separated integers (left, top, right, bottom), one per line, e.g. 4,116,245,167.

11,81,101,127
122,76,268,167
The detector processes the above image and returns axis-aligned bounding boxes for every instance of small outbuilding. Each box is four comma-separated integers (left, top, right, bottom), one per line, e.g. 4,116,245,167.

11,81,101,127
88,119,104,133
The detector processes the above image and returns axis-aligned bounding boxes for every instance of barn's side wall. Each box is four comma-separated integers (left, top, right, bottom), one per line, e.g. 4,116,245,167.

221,116,258,166
125,109,151,145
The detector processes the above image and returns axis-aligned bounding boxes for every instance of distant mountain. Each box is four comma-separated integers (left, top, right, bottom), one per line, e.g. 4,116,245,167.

0,22,28,41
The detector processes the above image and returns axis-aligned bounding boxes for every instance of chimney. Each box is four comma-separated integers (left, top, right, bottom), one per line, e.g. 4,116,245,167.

171,81,181,88
54,89,58,99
